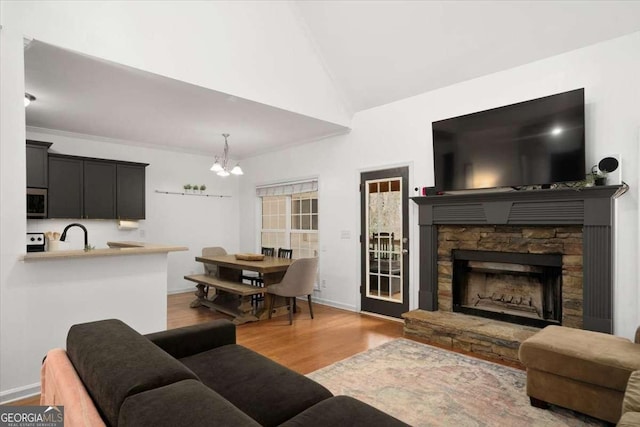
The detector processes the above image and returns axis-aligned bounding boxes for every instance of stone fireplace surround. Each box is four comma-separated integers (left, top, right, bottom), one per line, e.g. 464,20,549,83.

410,185,624,334
441,226,580,328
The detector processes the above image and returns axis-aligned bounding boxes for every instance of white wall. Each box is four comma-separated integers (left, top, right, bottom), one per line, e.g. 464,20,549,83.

26,129,240,293
2,1,350,126
239,32,640,338
0,0,351,402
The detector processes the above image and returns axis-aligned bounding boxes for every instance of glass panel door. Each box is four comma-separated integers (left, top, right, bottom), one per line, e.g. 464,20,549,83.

367,179,403,302
361,167,409,318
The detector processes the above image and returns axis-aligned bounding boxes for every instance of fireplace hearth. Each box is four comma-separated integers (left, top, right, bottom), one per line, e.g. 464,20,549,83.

452,250,562,328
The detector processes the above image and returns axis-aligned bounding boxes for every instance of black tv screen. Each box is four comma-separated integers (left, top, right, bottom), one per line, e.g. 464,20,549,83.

432,88,585,192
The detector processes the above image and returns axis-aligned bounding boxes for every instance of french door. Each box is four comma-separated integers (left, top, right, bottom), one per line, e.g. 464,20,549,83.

360,167,409,318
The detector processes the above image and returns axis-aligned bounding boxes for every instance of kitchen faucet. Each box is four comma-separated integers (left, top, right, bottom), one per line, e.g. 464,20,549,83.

60,223,89,248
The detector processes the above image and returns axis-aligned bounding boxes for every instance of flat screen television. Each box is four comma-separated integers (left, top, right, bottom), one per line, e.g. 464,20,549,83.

432,88,585,192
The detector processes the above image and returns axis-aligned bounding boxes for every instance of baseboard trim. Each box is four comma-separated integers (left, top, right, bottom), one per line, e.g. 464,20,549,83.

167,287,195,295
0,383,40,404
309,296,356,312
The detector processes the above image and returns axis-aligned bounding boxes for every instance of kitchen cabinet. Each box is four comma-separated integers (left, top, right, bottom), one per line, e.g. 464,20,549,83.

84,160,117,219
48,155,84,218
117,163,146,219
26,140,52,188
48,154,148,219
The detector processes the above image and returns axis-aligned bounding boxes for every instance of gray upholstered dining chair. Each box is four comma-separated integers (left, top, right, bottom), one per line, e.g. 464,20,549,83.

202,246,227,276
267,257,318,325
201,247,227,298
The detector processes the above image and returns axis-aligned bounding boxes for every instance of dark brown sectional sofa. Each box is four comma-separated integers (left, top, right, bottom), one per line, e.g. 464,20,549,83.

45,318,408,426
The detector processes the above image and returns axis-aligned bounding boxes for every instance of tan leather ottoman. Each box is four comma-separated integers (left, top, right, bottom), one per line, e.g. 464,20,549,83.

518,325,640,423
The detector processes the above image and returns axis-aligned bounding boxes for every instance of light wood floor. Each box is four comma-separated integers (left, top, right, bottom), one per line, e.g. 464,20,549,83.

169,292,405,374
9,291,520,406
8,292,403,406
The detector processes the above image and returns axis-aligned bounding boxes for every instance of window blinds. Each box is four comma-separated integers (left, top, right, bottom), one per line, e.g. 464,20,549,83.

255,179,318,197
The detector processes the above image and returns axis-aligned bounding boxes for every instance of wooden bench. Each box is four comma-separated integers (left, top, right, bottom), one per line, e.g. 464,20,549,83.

185,274,263,324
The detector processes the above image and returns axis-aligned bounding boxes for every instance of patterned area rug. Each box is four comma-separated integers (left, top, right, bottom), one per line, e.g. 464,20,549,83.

307,339,605,427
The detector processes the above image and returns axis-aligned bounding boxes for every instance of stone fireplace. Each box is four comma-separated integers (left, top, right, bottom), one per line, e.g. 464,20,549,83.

439,226,582,328
410,186,623,334
402,186,623,363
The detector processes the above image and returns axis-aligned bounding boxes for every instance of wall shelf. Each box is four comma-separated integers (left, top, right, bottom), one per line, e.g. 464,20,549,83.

154,190,231,198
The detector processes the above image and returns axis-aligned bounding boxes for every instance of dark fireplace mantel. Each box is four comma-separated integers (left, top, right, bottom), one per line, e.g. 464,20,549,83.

411,185,626,333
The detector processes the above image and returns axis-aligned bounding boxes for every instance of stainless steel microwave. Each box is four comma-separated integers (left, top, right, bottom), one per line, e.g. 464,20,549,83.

27,188,47,218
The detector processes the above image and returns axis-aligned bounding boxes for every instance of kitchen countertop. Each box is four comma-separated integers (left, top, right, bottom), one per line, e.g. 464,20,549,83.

22,241,188,261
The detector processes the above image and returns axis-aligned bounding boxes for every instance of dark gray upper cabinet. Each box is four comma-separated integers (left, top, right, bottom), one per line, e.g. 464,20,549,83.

84,160,117,219
117,163,146,219
26,140,52,188
48,155,84,218
47,153,148,219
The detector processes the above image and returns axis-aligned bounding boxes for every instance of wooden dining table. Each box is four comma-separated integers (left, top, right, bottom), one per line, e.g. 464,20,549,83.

188,254,294,323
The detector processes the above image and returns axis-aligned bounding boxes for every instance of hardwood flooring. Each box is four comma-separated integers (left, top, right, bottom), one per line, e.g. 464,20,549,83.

8,291,520,406
7,292,403,406
169,291,404,374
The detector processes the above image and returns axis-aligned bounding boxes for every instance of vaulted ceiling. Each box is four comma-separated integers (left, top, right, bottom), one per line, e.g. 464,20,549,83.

24,1,640,158
294,1,640,112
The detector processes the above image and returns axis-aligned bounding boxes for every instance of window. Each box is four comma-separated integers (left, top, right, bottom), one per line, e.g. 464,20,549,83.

290,192,318,258
257,181,318,259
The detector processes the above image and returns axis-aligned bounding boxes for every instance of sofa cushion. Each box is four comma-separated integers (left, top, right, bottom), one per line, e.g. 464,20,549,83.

519,325,640,391
618,411,640,427
118,379,260,427
67,319,199,426
280,396,410,427
623,371,640,415
180,344,332,427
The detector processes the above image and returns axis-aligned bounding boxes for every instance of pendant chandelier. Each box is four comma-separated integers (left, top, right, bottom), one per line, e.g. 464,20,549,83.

210,133,243,177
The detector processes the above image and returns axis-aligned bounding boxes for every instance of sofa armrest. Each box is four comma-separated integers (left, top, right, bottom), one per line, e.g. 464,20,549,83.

41,349,106,426
145,319,236,359
623,371,640,415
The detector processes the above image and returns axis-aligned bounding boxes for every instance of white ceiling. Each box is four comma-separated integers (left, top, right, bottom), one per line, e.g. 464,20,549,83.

24,1,640,156
294,1,640,112
24,41,349,159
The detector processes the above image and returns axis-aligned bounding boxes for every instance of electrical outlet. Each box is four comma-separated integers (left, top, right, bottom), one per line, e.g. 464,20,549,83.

321,279,327,288
139,229,146,238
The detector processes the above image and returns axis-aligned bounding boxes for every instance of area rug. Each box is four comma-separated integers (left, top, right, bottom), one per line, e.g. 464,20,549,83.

307,339,605,427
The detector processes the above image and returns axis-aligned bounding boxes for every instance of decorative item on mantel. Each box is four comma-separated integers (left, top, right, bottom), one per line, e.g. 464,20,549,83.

590,156,620,186
210,133,243,177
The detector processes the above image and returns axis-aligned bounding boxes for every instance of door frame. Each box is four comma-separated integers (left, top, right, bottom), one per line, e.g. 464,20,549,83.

360,166,410,318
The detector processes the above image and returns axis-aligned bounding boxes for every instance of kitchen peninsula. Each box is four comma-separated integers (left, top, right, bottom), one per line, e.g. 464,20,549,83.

22,241,187,261
18,241,187,371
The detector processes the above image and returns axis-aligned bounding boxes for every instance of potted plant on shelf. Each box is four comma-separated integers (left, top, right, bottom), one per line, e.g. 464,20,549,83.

183,184,192,193
199,184,206,194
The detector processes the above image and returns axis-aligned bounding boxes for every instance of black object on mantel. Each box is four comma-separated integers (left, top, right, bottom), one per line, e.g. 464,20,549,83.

411,184,627,334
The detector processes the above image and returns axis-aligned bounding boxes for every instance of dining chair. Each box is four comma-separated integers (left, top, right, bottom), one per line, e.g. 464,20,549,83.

277,248,293,259
267,257,318,325
243,247,275,305
253,247,292,287
201,246,227,298
242,247,274,285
